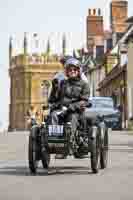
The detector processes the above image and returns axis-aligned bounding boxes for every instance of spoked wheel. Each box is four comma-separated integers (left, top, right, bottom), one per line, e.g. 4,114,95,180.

41,150,50,169
28,135,39,174
41,127,50,169
73,151,81,159
90,126,101,174
64,123,73,156
28,126,40,174
100,127,108,169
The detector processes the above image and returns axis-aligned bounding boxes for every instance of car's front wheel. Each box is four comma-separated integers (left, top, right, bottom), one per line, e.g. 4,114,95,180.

28,134,39,173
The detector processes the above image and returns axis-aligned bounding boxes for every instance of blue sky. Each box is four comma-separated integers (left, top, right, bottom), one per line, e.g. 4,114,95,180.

0,0,132,129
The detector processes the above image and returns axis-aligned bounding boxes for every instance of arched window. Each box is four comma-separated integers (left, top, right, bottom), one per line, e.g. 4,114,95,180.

41,80,51,103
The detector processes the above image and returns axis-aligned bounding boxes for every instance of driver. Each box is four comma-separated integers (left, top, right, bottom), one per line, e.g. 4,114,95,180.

48,57,90,133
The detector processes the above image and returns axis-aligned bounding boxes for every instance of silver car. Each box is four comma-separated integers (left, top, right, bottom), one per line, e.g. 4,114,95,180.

86,97,122,130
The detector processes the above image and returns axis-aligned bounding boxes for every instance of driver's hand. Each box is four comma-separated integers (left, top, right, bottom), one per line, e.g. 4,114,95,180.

68,104,75,112
62,106,68,112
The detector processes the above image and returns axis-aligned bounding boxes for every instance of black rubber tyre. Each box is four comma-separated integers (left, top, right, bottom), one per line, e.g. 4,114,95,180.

90,127,100,174
100,127,108,169
42,151,50,169
41,127,50,169
28,135,39,174
73,151,81,159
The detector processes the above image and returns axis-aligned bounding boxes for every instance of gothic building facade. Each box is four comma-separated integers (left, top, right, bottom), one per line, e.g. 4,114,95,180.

8,34,64,130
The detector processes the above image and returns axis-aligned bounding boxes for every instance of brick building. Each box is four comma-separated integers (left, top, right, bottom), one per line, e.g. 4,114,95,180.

86,8,104,58
110,0,128,46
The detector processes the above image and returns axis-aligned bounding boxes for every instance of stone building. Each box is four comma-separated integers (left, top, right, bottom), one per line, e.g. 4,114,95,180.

8,34,64,130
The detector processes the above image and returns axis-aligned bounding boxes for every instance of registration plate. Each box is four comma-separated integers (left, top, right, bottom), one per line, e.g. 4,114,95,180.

48,125,64,136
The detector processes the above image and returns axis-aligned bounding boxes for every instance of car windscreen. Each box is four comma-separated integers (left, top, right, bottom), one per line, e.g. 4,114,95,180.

90,99,114,108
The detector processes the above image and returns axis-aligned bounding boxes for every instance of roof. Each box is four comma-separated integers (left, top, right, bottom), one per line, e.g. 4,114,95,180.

126,16,133,23
98,64,126,90
110,24,133,55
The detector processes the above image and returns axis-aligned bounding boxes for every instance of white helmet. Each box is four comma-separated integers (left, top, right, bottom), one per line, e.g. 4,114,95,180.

65,58,81,70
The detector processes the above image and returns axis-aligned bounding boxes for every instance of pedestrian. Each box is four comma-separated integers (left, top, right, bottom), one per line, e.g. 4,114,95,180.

26,105,40,129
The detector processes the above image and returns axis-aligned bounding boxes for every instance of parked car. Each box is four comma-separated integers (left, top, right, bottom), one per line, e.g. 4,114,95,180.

86,97,122,130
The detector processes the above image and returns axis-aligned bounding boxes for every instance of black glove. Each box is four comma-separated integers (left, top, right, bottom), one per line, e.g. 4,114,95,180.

50,103,60,111
68,104,75,112
52,78,58,86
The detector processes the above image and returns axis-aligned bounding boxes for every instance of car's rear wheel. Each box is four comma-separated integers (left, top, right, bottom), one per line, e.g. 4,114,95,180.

90,126,100,174
41,127,50,169
41,149,50,169
100,128,108,169
73,150,82,158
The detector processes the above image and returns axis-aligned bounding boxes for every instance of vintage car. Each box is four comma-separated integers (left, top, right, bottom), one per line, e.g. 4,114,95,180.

28,105,109,174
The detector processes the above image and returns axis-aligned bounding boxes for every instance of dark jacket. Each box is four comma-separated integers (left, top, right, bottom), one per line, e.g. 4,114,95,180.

49,78,90,111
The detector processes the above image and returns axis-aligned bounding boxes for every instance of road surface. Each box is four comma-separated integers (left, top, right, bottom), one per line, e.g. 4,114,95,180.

0,130,133,200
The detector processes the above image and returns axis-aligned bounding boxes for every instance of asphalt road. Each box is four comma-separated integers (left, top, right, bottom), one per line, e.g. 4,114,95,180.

0,130,133,200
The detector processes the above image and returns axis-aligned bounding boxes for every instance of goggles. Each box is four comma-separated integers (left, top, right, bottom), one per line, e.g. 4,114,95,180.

68,68,78,72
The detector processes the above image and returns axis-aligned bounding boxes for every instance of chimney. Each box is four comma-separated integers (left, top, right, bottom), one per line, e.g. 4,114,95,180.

93,9,96,15
86,8,104,51
98,8,101,16
86,8,104,37
88,9,91,15
110,0,128,33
